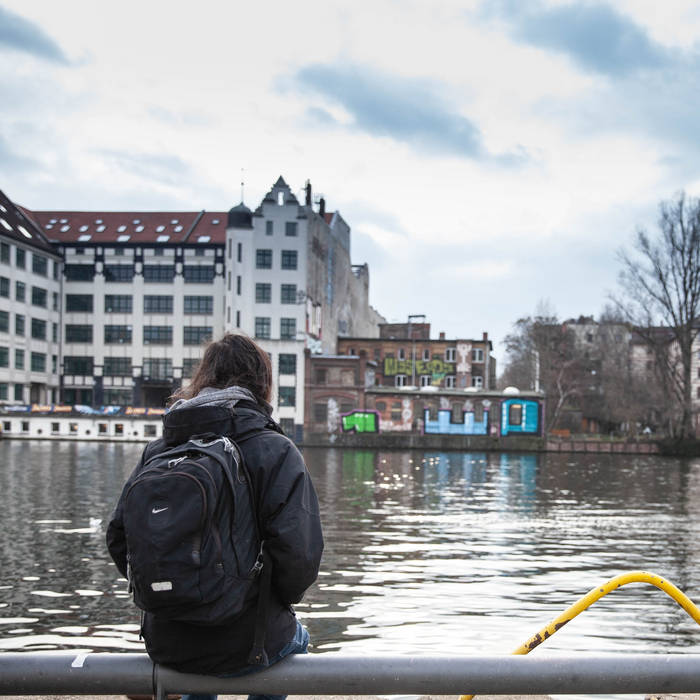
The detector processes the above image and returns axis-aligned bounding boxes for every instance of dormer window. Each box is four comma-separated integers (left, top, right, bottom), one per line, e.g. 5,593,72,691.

278,191,284,206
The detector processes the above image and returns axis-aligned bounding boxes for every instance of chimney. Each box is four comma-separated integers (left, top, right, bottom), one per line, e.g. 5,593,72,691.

439,331,445,340
305,180,312,206
482,332,488,342
319,197,326,218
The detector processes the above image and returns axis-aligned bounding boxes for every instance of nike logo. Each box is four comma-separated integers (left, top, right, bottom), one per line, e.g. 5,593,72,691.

152,506,169,514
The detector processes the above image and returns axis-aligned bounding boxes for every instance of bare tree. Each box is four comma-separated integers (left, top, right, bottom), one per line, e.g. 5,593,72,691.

613,192,700,439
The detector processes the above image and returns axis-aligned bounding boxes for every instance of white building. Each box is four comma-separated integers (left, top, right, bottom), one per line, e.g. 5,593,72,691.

0,177,382,440
0,190,62,405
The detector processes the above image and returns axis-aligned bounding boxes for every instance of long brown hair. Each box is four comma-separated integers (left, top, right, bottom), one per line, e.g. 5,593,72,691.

171,333,272,405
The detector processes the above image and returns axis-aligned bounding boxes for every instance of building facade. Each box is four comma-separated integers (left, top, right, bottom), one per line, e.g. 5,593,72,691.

0,177,383,440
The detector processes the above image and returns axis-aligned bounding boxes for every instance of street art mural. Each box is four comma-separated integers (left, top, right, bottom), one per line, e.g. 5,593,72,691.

326,397,340,433
384,357,455,384
424,407,489,435
501,398,540,435
341,410,379,433
456,342,471,374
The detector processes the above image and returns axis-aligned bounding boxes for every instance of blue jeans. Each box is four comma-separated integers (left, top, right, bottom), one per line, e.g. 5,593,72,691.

182,620,309,700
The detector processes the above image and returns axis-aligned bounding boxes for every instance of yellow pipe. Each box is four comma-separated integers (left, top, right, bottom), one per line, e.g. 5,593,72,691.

460,570,700,700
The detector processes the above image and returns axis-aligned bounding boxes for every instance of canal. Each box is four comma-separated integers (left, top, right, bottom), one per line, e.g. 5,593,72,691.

1,441,700,661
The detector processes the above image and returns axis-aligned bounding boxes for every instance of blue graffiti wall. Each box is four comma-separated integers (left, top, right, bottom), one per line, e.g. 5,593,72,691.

500,399,540,435
423,409,489,435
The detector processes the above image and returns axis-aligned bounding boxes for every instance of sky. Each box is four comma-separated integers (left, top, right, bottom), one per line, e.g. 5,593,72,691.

3,0,700,365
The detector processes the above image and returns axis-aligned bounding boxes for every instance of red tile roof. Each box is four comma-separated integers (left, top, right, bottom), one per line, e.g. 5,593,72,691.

28,210,228,244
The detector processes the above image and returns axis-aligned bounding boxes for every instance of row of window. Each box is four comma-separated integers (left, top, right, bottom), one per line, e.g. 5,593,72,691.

255,283,298,304
0,243,59,279
64,264,216,283
0,311,58,342
345,346,486,363
58,325,214,345
255,249,298,270
0,383,25,401
66,294,214,314
1,280,58,309
0,346,53,372
254,317,297,340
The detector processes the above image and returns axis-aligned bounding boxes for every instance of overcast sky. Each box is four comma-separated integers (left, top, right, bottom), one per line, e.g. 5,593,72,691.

3,1,700,364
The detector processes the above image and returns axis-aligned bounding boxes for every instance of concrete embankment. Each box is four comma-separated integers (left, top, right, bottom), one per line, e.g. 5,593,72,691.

4,695,698,700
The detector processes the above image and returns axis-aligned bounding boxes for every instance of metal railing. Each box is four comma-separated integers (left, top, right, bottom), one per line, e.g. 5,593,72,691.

1,652,700,697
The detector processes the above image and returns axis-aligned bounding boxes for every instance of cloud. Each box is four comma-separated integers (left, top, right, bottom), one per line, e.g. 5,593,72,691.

0,5,69,64
485,0,670,77
0,132,39,173
98,150,191,188
292,63,527,165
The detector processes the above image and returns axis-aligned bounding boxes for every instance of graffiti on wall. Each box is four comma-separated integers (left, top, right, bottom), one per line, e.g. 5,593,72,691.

424,408,489,435
341,410,380,433
500,399,540,435
456,342,472,374
327,398,340,433
384,357,455,382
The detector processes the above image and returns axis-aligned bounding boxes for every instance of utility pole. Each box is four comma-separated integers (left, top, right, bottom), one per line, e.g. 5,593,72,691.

407,314,426,387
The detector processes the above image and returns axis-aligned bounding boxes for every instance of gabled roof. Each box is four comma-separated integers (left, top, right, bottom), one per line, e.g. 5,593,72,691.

28,210,228,245
0,190,58,255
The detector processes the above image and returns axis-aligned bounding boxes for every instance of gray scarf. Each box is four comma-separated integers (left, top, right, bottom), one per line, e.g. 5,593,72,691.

168,385,267,414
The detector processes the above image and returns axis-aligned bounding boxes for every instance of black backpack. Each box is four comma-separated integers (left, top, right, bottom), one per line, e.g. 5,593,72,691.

122,434,271,661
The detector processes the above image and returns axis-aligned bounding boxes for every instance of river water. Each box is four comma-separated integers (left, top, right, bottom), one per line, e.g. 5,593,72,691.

2,441,700,664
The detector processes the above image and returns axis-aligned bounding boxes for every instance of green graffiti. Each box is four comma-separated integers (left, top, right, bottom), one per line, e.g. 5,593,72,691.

383,357,455,381
342,411,379,433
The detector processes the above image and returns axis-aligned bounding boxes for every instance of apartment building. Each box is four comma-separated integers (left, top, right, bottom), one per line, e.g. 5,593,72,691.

0,177,382,440
0,191,62,405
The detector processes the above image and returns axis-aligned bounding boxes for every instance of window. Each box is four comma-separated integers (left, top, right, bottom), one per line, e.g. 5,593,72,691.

422,348,430,361
266,221,273,235
281,250,297,270
31,318,47,340
285,222,298,237
144,326,173,345
281,284,297,304
0,346,8,367
398,348,406,360
143,358,172,380
15,281,25,302
15,348,24,369
144,295,173,313
472,376,484,388
103,357,132,376
472,348,484,362
53,260,59,279
0,310,7,333
183,265,215,283
256,283,272,303
0,276,9,297
30,352,46,372
143,264,175,282
391,401,402,421
52,291,59,312
64,264,95,281
14,314,24,336
451,402,463,423
509,403,523,426
14,384,23,401
279,354,297,375
64,356,93,375
0,383,6,400
66,294,93,312
255,317,271,339
184,295,213,314
280,317,296,340
395,374,407,387
420,375,432,387
65,324,92,343
445,347,456,362
104,264,135,282
52,322,58,343
313,403,327,423
444,375,456,388
314,368,327,384
15,248,25,268
0,242,9,263
104,389,132,406
182,358,200,378
104,325,132,344
31,286,47,308
183,326,212,345
237,242,242,262
105,295,132,313
144,424,158,437
32,254,48,276
236,276,241,295
256,249,273,269
279,386,296,407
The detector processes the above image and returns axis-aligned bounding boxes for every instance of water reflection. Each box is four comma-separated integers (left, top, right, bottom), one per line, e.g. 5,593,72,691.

1,442,700,661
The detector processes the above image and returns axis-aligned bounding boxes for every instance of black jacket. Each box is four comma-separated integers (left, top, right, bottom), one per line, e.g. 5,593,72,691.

106,401,324,674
